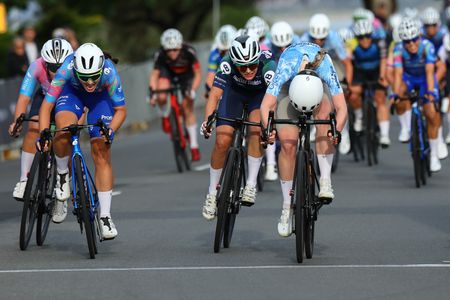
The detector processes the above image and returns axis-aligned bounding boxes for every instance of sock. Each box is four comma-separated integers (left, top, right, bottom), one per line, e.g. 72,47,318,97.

438,126,443,143
317,154,333,181
55,155,70,174
187,124,198,148
404,110,412,132
354,108,363,121
429,139,438,158
20,151,35,181
208,167,222,195
341,120,349,136
246,156,263,188
397,112,406,129
98,190,112,218
379,120,390,138
266,143,277,166
280,180,293,209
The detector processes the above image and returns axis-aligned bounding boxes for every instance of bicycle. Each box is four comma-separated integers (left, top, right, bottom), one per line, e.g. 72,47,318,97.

362,81,380,167
264,110,338,263
151,77,191,173
395,89,432,188
204,104,261,253
11,113,57,251
43,121,112,258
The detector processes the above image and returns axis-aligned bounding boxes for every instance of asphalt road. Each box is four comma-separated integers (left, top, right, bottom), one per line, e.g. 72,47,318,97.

1,119,450,300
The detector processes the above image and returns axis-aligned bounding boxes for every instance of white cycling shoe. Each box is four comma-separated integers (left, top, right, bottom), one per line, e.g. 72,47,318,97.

398,128,410,143
264,164,278,181
202,194,216,220
430,156,442,173
438,141,448,160
100,216,118,239
353,118,363,133
55,172,70,201
277,208,293,237
318,178,334,204
241,185,257,206
13,180,27,200
52,199,68,223
380,136,391,149
339,132,351,154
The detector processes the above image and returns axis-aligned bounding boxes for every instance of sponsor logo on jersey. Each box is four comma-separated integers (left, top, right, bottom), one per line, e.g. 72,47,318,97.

101,114,113,120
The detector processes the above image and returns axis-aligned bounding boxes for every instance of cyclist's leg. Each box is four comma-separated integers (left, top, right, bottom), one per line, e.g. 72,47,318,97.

314,88,335,200
52,90,83,222
348,68,364,132
13,93,42,199
371,67,390,146
85,95,117,238
397,77,412,142
276,96,299,236
181,76,200,160
156,69,171,133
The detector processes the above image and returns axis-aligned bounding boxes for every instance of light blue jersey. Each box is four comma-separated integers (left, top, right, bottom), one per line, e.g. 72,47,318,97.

266,42,343,98
299,30,348,61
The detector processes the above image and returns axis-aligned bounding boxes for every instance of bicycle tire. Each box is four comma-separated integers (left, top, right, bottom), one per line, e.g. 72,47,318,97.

364,99,374,167
181,128,191,171
214,150,236,253
19,152,41,250
295,150,306,263
224,153,243,248
169,110,184,173
411,113,421,188
304,151,316,259
36,152,56,246
331,146,339,173
74,155,96,259
420,122,429,185
256,156,266,192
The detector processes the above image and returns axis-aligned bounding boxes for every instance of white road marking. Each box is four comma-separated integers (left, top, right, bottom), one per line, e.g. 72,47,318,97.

194,163,210,171
112,190,122,196
1,264,450,274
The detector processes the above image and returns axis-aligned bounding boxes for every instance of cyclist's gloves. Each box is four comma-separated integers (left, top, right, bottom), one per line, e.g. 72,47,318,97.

327,129,341,145
200,121,212,138
36,128,52,150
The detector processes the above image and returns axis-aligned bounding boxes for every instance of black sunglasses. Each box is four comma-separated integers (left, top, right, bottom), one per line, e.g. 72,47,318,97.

76,70,103,82
402,36,419,45
356,34,372,40
424,24,438,28
46,63,61,73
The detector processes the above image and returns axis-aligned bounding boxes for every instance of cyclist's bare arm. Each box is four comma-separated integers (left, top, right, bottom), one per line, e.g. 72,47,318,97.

204,86,223,122
38,99,55,132
109,106,127,132
425,64,435,97
341,57,353,84
205,72,215,91
436,59,446,83
393,66,403,96
149,69,161,91
260,93,277,129
330,93,347,131
191,66,202,92
379,58,388,85
9,94,32,135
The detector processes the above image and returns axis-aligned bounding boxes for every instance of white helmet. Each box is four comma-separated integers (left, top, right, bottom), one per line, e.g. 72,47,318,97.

403,7,419,19
215,25,237,51
245,16,268,39
160,28,183,50
421,7,440,26
41,38,73,65
398,17,420,41
444,33,450,52
309,13,330,40
338,27,354,43
229,34,261,65
270,21,294,48
73,43,105,75
352,8,374,22
388,13,402,30
353,19,373,36
289,70,323,113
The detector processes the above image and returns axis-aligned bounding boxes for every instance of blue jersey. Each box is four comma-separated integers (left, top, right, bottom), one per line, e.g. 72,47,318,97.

269,34,301,61
393,38,437,77
267,42,343,98
421,26,447,52
45,53,125,107
299,30,349,61
207,48,224,73
352,39,387,70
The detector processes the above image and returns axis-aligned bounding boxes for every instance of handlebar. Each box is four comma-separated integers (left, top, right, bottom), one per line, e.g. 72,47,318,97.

10,113,38,137
203,110,262,140
391,90,439,114
42,120,112,145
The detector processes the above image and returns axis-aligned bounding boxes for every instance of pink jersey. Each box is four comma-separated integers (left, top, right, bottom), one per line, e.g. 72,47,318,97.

19,58,52,97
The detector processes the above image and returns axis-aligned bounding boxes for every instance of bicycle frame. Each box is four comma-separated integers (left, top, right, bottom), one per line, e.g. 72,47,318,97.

407,90,429,160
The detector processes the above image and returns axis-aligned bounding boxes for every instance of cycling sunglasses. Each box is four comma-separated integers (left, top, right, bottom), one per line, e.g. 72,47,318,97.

424,23,438,28
402,36,419,45
356,34,372,40
46,63,62,73
76,70,103,82
236,63,258,73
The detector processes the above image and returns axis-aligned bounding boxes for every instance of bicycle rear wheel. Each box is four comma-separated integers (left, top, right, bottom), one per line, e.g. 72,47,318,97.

74,156,97,259
36,152,56,246
294,150,307,263
169,110,184,173
20,152,41,250
411,113,421,188
214,150,236,253
257,156,266,192
364,100,376,166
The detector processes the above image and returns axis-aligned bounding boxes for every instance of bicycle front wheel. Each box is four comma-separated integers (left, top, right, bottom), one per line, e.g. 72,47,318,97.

224,153,243,248
294,150,307,263
20,152,41,250
304,152,316,259
74,155,97,259
36,152,56,246
214,150,236,253
411,113,421,188
169,110,184,173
